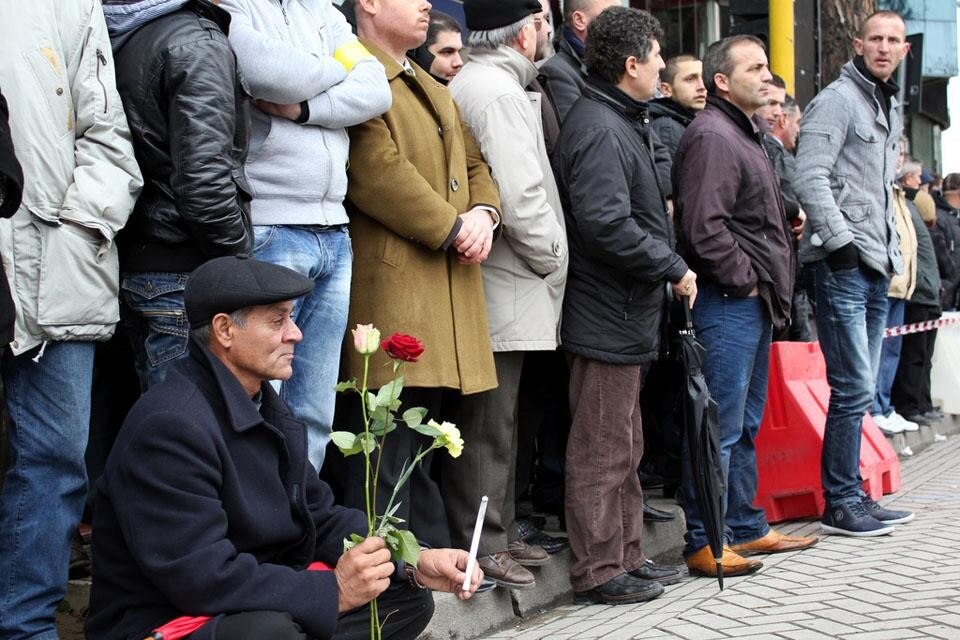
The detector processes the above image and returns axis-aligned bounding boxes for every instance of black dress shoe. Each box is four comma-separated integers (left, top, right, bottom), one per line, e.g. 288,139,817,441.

574,572,664,605
643,501,676,523
517,518,569,554
629,559,682,585
638,469,664,490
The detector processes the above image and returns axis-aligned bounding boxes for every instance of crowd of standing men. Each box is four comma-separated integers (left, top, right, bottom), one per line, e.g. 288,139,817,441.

1,0,957,638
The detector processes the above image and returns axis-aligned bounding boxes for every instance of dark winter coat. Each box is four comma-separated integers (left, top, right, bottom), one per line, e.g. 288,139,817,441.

85,341,367,640
0,90,22,345
763,134,801,221
539,30,585,123
648,97,695,161
553,79,688,364
111,0,251,273
909,206,942,309
932,192,960,309
674,95,795,329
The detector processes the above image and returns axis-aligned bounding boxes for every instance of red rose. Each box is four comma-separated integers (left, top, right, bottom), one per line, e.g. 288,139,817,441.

380,333,424,362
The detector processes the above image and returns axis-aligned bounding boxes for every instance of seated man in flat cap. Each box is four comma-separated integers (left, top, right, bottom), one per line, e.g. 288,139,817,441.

85,255,481,640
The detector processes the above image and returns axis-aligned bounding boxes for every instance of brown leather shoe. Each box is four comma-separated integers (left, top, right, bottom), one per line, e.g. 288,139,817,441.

478,552,536,589
686,545,762,577
508,539,549,567
729,529,819,555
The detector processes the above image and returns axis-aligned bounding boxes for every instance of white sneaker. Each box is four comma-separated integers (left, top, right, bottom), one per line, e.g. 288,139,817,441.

889,411,920,432
872,413,905,434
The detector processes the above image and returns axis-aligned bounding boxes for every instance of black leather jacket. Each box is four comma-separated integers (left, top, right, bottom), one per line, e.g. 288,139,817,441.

112,0,251,272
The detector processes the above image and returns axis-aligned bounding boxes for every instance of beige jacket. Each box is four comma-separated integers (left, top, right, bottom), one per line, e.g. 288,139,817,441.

889,186,918,300
450,45,568,352
0,0,141,355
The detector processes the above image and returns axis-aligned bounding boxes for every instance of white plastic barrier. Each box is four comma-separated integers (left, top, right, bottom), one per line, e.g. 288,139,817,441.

931,311,960,415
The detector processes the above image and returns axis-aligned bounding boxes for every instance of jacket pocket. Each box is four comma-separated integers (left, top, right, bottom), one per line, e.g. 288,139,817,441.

36,223,120,331
853,125,880,144
841,203,870,223
24,45,75,138
381,234,406,269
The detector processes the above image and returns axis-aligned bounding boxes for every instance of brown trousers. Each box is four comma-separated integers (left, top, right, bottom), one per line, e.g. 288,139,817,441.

565,355,648,591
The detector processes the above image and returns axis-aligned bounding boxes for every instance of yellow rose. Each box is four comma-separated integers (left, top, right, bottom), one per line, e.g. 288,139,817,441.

429,420,464,458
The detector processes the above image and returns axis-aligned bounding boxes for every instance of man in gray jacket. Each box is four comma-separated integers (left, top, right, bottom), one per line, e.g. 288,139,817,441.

796,9,915,537
448,0,568,590
219,0,391,471
0,1,142,635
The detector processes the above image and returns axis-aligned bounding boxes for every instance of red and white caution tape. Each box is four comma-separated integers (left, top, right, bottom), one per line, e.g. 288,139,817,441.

884,315,960,337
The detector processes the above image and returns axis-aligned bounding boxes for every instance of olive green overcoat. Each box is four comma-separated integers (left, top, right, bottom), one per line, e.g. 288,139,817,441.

344,42,500,394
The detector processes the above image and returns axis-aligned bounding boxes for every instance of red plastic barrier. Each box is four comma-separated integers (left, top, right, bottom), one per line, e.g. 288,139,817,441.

754,341,901,523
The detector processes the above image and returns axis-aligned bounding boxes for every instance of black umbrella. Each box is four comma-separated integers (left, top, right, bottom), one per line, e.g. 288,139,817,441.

676,295,725,590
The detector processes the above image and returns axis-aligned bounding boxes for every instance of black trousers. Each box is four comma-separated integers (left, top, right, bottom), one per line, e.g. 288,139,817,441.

323,388,453,549
198,582,434,640
891,303,940,416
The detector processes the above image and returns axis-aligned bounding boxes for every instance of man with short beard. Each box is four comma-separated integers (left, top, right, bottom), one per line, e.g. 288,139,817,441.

674,35,818,577
796,10,916,536
649,54,706,160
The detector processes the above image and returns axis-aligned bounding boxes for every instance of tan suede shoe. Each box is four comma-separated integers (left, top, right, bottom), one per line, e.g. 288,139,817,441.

729,529,819,555
686,544,763,577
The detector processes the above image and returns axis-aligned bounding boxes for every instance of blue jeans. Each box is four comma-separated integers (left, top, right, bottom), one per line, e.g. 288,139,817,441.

804,261,888,507
121,272,190,390
253,225,352,471
0,341,95,639
680,282,771,555
873,297,905,417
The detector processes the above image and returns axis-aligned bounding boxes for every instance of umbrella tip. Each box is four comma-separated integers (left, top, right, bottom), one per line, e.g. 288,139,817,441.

717,561,724,591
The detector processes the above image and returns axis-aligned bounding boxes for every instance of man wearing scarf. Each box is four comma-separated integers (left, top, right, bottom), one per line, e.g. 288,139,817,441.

796,10,916,537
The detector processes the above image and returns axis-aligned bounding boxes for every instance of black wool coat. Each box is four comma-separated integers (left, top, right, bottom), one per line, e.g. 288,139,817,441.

85,341,367,640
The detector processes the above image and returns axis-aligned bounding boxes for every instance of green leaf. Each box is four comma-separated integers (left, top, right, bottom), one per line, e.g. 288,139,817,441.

394,529,420,567
330,431,362,456
359,432,377,455
412,421,441,438
402,407,428,429
334,380,358,393
382,418,397,436
366,391,378,415
343,533,364,553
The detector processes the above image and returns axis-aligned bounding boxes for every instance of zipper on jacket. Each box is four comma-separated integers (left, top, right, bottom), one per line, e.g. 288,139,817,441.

95,49,108,114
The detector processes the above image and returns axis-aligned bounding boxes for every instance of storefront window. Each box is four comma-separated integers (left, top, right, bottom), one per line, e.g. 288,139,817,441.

629,0,728,58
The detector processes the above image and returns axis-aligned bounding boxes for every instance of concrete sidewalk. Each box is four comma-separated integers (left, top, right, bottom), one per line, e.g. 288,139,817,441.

476,433,960,640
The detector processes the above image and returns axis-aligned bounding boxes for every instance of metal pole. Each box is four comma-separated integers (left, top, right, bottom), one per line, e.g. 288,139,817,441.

769,0,796,93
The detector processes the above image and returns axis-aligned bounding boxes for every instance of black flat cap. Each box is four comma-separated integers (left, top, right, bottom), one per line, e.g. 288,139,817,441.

463,0,541,31
185,255,313,327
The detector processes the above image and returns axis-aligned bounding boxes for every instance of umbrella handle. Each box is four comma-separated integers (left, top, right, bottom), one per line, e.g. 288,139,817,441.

681,294,694,330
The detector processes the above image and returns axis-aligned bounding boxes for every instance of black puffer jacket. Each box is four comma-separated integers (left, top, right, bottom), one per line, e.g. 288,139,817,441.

112,0,251,273
553,79,688,364
649,97,694,161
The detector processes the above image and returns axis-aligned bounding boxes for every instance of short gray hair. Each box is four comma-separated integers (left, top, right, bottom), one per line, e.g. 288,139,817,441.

191,308,250,345
899,160,922,181
465,15,532,50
